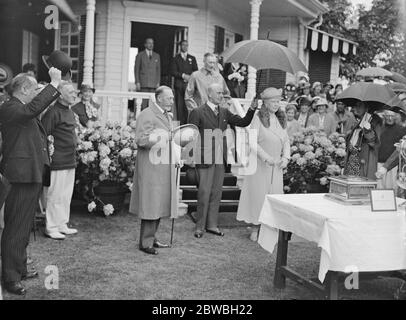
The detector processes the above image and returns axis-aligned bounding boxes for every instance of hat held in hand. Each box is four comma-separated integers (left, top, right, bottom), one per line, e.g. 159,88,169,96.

42,50,72,81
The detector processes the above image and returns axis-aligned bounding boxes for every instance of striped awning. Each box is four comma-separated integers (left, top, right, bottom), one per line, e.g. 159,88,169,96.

306,26,358,56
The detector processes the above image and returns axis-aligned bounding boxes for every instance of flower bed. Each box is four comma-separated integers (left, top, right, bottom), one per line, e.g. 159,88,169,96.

75,120,137,216
283,127,347,194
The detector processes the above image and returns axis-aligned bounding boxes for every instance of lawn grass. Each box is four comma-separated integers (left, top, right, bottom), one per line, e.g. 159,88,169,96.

0,209,403,300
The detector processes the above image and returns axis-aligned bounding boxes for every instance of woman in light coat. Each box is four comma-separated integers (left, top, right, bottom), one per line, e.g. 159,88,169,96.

237,88,290,241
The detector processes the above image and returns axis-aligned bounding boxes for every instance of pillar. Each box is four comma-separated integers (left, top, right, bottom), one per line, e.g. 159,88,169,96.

82,0,96,86
246,0,263,100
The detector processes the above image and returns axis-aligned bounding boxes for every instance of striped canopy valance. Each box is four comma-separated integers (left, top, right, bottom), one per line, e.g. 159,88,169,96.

306,26,358,56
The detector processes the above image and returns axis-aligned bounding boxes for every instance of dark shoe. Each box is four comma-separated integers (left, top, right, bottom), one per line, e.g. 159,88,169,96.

22,270,39,280
194,230,204,238
206,229,225,236
3,281,26,295
153,241,171,248
139,247,158,255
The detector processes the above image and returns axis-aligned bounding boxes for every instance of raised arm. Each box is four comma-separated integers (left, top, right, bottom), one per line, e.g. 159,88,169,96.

0,84,60,124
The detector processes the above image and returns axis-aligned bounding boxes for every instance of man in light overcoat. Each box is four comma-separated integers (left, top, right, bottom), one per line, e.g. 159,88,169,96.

129,86,178,255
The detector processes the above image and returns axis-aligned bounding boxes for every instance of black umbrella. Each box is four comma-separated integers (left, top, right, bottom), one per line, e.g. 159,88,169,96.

336,82,401,111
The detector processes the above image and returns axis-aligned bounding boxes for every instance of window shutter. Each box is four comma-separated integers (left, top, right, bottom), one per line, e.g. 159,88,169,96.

214,26,225,54
309,50,332,84
234,33,243,43
256,40,287,94
78,14,86,85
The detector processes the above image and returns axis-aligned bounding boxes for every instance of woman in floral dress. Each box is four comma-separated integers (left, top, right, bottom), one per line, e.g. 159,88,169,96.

237,88,291,241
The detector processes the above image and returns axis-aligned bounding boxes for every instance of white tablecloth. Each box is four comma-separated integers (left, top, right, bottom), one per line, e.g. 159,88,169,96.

258,193,406,282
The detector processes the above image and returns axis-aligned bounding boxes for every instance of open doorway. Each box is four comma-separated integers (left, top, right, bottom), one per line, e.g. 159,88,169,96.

128,21,188,90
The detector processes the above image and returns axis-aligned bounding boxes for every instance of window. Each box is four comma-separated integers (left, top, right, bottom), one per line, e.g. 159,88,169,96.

56,19,81,83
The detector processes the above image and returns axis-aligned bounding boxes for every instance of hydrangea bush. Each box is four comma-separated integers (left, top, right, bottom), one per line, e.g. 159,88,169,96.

283,127,347,194
75,120,137,216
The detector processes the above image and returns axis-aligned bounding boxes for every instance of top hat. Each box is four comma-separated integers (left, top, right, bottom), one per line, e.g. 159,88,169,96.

79,83,95,93
42,50,72,81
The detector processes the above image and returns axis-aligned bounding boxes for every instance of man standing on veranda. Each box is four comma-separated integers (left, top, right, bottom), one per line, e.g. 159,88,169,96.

129,86,179,255
0,68,61,295
41,81,78,240
134,38,161,110
185,52,230,112
170,40,198,125
188,83,257,238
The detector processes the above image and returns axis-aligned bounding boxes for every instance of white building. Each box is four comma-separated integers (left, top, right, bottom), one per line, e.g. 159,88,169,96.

0,0,358,122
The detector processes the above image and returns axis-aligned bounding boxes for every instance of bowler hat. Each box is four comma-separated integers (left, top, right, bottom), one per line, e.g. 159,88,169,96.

172,124,199,148
42,50,72,81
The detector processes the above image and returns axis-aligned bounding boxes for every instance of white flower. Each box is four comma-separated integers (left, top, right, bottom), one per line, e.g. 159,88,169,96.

126,181,133,190
99,174,107,181
290,146,298,153
108,140,115,148
283,186,291,192
88,201,97,212
100,157,111,171
291,153,300,161
320,177,329,185
98,144,111,158
89,132,101,141
304,151,316,160
119,147,132,158
338,137,346,144
335,148,347,157
296,157,307,166
82,141,93,150
112,133,121,142
103,204,114,216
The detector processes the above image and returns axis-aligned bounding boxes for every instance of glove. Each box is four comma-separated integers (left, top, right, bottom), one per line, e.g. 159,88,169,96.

279,157,289,169
375,166,387,179
264,156,275,166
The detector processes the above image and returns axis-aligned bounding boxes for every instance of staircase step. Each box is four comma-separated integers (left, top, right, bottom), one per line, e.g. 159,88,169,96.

183,200,239,213
181,187,241,200
180,172,237,186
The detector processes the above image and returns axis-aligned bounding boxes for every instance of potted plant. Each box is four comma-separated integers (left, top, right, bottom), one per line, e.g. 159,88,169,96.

283,127,347,194
75,120,137,216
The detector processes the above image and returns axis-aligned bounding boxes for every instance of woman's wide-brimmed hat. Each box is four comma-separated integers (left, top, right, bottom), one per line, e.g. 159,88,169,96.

260,87,282,100
314,98,329,108
79,83,95,93
42,50,72,81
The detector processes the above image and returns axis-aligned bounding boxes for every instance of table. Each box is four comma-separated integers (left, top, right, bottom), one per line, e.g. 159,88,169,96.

258,193,406,299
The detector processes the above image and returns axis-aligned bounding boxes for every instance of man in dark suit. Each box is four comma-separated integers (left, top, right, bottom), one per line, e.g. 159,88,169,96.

0,68,61,295
170,40,198,125
188,83,257,238
134,38,161,110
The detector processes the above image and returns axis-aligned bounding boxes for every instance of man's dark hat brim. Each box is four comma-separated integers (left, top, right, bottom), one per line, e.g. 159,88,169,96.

42,54,72,81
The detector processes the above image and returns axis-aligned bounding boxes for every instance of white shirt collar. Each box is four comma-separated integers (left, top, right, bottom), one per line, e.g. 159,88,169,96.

155,103,165,114
207,101,218,112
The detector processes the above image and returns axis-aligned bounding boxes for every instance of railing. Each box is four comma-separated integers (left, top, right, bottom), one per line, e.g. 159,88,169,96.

94,90,156,124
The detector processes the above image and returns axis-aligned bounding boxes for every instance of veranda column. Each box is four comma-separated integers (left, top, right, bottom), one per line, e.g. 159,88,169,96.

298,18,305,65
82,0,96,86
246,0,263,100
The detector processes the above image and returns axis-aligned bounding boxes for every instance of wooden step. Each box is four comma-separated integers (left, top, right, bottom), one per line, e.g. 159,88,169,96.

183,200,239,214
181,186,241,200
180,172,237,186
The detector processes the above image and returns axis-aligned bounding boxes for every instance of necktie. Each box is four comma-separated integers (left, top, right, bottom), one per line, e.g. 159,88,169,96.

214,106,219,117
148,51,152,60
